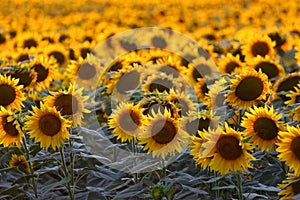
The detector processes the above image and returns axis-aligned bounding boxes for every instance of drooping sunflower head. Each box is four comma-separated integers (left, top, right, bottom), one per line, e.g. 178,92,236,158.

273,72,300,101
278,173,300,200
226,69,272,109
44,84,90,127
24,103,71,151
0,107,24,148
0,74,25,111
201,123,255,175
242,34,276,62
241,106,284,152
138,108,189,159
9,154,30,173
277,125,300,176
108,102,144,142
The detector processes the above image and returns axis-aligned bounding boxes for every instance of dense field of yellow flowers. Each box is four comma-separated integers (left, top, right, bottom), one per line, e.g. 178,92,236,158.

0,0,300,199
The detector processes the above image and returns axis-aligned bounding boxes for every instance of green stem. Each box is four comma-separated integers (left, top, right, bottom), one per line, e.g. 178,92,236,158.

59,145,74,200
69,139,75,199
236,173,244,200
22,138,38,198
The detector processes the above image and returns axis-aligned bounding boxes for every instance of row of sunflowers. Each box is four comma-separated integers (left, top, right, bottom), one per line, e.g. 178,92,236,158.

0,0,300,199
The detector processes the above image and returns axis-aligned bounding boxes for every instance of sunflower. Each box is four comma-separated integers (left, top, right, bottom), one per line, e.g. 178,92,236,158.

241,106,284,152
139,92,181,119
242,34,276,62
0,74,25,111
201,123,255,175
285,83,300,105
167,88,196,117
277,125,300,176
185,57,217,85
105,64,143,97
29,55,59,91
9,154,30,173
194,78,209,102
142,72,186,94
138,108,189,159
278,173,300,200
0,107,24,148
181,110,218,137
190,130,212,170
14,31,42,50
66,55,103,89
108,102,144,142
44,84,90,127
289,105,300,122
154,55,186,78
204,78,228,111
226,69,272,109
24,103,71,151
249,55,285,81
273,72,300,101
7,64,37,90
217,53,244,75
45,43,69,68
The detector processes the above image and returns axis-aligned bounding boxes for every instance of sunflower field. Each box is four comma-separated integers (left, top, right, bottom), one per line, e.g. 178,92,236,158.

0,0,300,199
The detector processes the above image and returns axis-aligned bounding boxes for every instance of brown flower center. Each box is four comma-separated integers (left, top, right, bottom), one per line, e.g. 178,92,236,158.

108,61,123,72
251,41,270,57
2,116,19,137
116,70,140,94
291,136,300,160
192,64,212,82
23,38,38,49
0,84,16,106
32,64,49,82
118,109,141,132
151,119,177,144
159,66,179,78
292,179,300,195
277,76,300,101
80,48,90,59
185,118,211,135
254,117,278,140
148,78,173,93
39,114,61,136
151,36,167,49
217,136,242,160
255,62,279,79
16,54,30,63
235,76,264,101
77,62,96,80
10,70,34,87
225,61,240,74
48,51,65,65
54,94,78,116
